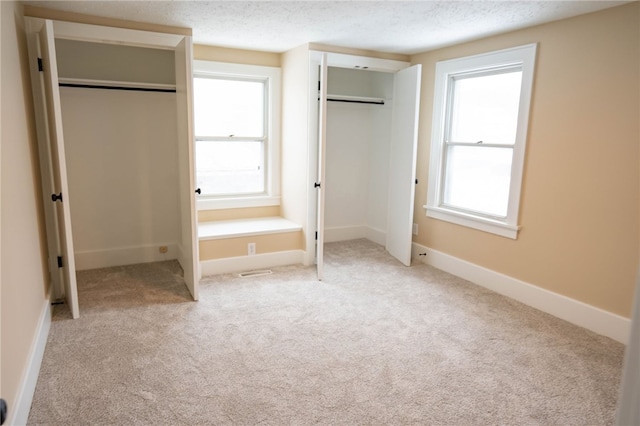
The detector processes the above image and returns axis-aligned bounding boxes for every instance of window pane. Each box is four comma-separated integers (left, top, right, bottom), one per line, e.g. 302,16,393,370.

450,70,522,145
193,77,264,137
196,141,264,195
443,145,512,217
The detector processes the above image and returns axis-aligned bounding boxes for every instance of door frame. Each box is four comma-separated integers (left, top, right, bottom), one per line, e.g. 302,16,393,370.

24,17,200,315
307,51,412,277
315,53,328,280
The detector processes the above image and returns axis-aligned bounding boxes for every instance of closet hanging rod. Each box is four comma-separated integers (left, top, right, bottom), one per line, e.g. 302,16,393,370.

321,93,386,105
59,82,176,93
58,77,176,93
326,97,385,105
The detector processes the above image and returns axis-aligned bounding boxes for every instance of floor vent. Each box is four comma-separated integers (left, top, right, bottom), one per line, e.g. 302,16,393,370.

238,269,273,278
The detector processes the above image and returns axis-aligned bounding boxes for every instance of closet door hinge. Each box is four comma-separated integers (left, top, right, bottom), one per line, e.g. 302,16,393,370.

37,57,43,72
57,256,63,268
315,232,318,241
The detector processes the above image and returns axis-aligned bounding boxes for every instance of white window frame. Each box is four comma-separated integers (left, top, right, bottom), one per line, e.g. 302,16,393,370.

193,60,281,210
425,44,537,239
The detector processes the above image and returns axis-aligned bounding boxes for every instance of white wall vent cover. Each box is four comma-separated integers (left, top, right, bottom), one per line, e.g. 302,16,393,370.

238,270,273,278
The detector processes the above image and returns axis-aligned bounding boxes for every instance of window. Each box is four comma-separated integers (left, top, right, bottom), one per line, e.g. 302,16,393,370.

193,61,281,210
426,44,537,239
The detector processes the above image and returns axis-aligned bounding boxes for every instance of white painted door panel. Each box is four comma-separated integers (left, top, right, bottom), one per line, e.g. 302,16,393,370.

25,20,65,301
175,37,199,299
35,19,80,318
385,65,422,266
316,54,328,280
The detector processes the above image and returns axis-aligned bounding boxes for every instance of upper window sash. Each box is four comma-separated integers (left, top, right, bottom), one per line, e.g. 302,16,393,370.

444,65,523,147
193,74,267,139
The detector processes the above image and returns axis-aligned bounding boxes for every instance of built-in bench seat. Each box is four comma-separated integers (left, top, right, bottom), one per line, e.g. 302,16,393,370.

198,216,302,240
198,217,305,276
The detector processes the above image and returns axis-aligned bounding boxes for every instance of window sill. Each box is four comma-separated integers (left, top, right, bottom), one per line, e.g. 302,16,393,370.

197,196,280,211
425,205,520,239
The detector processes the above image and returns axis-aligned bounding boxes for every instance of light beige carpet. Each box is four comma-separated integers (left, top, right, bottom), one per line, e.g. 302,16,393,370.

28,239,624,425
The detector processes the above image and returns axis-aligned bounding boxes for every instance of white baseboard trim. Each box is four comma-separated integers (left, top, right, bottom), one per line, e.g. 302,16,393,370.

412,242,631,344
10,296,52,426
324,225,386,246
75,243,178,270
200,250,305,276
324,225,368,243
366,226,386,246
177,242,185,272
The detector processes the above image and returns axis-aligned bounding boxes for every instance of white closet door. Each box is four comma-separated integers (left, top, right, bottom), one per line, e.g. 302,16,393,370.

175,37,199,299
616,268,640,424
316,54,329,280
25,20,64,302
30,19,80,318
385,65,422,266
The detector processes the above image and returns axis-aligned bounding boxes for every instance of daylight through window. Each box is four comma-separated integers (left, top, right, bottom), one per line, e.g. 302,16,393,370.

426,44,537,239
193,61,281,210
194,76,266,196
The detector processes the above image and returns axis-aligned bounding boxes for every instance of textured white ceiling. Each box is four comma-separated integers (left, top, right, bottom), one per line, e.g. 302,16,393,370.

23,1,628,55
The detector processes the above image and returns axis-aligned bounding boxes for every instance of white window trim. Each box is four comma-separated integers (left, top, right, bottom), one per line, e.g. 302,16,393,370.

425,44,537,239
193,60,281,211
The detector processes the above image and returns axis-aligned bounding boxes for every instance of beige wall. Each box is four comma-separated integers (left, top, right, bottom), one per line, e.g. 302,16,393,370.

411,3,640,318
56,39,176,85
197,40,411,71
281,44,314,255
198,206,280,222
309,42,409,62
60,88,181,267
194,44,280,67
1,0,51,416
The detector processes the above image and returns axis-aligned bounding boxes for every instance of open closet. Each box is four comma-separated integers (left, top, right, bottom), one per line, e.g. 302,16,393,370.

309,52,421,279
25,18,199,318
323,67,395,244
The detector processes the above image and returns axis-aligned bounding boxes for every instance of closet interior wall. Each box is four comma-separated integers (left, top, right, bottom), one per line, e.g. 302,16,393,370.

324,66,394,245
55,39,181,270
